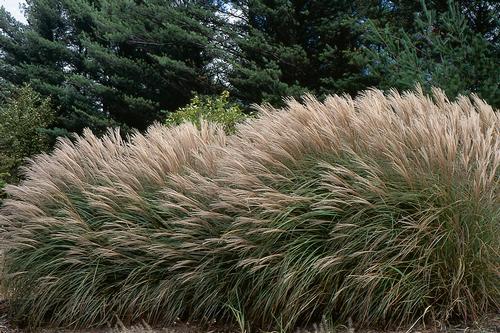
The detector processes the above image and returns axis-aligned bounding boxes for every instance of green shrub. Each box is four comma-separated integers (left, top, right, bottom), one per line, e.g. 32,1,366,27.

0,89,498,330
0,174,7,199
165,91,247,133
0,85,55,185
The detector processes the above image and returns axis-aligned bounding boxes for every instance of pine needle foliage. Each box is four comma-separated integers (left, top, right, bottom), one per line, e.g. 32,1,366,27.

0,89,498,331
362,2,500,107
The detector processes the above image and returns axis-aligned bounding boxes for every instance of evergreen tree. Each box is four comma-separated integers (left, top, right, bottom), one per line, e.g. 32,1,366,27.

360,1,499,107
80,0,224,129
0,1,107,136
2,0,497,124
359,0,499,39
224,0,375,106
0,0,223,132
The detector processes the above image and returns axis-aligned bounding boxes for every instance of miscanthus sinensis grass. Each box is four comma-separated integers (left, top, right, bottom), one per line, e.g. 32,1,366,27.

0,88,498,330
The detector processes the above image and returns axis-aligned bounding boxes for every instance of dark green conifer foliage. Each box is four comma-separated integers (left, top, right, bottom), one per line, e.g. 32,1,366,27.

360,1,499,107
360,0,499,38
1,0,498,133
225,0,374,106
0,0,223,132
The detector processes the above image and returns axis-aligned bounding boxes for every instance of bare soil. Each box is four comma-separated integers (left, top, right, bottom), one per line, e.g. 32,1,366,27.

0,312,498,333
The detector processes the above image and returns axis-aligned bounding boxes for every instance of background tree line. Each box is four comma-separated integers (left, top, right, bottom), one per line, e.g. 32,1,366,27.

1,0,499,187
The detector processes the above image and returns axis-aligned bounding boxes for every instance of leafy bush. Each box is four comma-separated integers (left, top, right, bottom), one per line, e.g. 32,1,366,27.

0,89,498,330
165,91,247,133
0,175,6,198
0,85,55,187
362,2,500,107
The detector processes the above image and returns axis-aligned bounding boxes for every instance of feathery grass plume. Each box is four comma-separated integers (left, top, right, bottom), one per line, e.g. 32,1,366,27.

0,122,227,327
0,88,498,331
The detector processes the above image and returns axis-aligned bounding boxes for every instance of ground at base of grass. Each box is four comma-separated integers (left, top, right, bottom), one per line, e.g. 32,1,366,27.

0,311,498,333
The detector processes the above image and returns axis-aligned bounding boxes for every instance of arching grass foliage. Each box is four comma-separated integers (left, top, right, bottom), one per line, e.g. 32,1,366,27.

0,88,498,330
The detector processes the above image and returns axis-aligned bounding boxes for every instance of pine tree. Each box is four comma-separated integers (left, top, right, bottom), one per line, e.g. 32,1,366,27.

224,0,374,106
359,0,499,39
0,0,223,133
0,1,106,135
360,1,499,107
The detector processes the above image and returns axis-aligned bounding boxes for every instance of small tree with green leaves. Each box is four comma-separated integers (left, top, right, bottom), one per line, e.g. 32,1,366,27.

362,1,500,107
0,85,55,188
166,91,247,133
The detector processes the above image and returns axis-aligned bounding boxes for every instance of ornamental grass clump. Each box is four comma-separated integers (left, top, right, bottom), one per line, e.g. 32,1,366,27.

0,88,498,330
